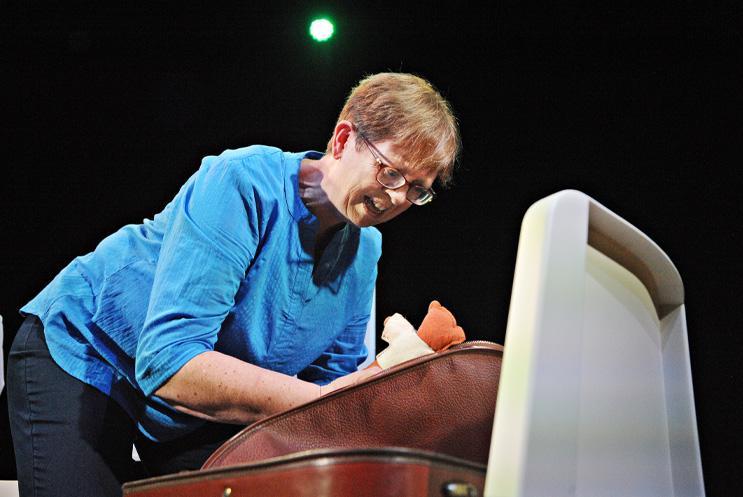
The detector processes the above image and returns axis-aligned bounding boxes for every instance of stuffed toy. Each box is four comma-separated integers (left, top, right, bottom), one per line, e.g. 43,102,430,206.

369,300,466,370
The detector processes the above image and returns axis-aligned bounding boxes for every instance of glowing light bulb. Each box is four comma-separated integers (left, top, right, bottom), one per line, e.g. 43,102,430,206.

309,18,334,42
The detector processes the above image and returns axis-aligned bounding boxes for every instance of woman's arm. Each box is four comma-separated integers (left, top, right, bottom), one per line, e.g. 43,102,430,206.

155,351,381,425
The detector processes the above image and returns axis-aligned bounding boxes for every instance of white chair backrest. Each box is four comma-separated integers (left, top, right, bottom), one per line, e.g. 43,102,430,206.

485,190,704,497
359,290,377,369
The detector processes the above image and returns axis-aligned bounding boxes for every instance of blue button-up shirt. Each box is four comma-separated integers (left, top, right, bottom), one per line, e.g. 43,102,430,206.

22,145,381,441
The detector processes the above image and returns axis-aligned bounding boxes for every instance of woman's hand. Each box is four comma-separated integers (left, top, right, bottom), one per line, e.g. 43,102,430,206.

319,365,382,396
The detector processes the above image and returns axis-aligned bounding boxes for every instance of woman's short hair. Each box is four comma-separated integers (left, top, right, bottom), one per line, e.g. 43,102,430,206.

329,73,461,186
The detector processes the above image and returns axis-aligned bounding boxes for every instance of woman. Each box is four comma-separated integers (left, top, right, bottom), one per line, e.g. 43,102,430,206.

7,72,460,496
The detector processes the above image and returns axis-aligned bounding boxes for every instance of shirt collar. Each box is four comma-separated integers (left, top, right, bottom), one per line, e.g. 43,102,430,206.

284,150,324,222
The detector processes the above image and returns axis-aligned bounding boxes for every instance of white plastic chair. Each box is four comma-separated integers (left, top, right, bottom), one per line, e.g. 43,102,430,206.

0,315,19,497
359,289,377,369
485,190,705,497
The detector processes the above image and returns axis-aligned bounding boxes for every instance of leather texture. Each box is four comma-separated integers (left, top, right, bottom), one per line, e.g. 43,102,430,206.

123,447,486,497
203,342,503,469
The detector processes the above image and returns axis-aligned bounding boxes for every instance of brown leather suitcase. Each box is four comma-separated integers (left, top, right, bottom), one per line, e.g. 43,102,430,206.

123,342,502,496
123,447,486,497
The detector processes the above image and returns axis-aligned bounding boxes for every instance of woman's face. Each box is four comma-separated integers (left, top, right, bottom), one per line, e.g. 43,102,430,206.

331,132,437,228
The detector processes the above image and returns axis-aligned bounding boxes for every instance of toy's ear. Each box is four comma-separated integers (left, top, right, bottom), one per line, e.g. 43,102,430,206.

417,300,466,351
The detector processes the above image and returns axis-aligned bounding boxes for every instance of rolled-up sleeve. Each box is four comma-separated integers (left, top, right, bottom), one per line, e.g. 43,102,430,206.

135,157,260,396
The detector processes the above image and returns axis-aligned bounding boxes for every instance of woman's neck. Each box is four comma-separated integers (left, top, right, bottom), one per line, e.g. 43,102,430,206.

298,157,346,237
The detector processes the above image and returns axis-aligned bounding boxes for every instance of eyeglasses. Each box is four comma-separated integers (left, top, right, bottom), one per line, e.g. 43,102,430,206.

357,132,436,206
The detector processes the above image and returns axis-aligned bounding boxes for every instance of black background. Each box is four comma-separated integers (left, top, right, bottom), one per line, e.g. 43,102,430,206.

1,1,741,493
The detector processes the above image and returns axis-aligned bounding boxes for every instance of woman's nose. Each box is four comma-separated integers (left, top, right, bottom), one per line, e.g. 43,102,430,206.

387,187,409,206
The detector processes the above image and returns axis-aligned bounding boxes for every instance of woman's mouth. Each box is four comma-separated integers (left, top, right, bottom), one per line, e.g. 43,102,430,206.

364,196,387,216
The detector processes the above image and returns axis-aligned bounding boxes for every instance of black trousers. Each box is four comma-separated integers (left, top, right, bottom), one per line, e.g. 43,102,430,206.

7,316,242,497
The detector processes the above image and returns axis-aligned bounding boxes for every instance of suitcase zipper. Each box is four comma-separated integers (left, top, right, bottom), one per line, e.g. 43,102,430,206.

460,339,502,347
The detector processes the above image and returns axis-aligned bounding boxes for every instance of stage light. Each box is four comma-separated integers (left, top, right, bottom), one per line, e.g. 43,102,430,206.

309,18,334,42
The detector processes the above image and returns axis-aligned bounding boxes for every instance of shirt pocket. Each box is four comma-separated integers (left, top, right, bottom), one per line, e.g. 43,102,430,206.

271,297,344,375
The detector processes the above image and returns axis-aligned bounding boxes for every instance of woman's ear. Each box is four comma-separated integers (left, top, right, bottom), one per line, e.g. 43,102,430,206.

331,121,354,159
